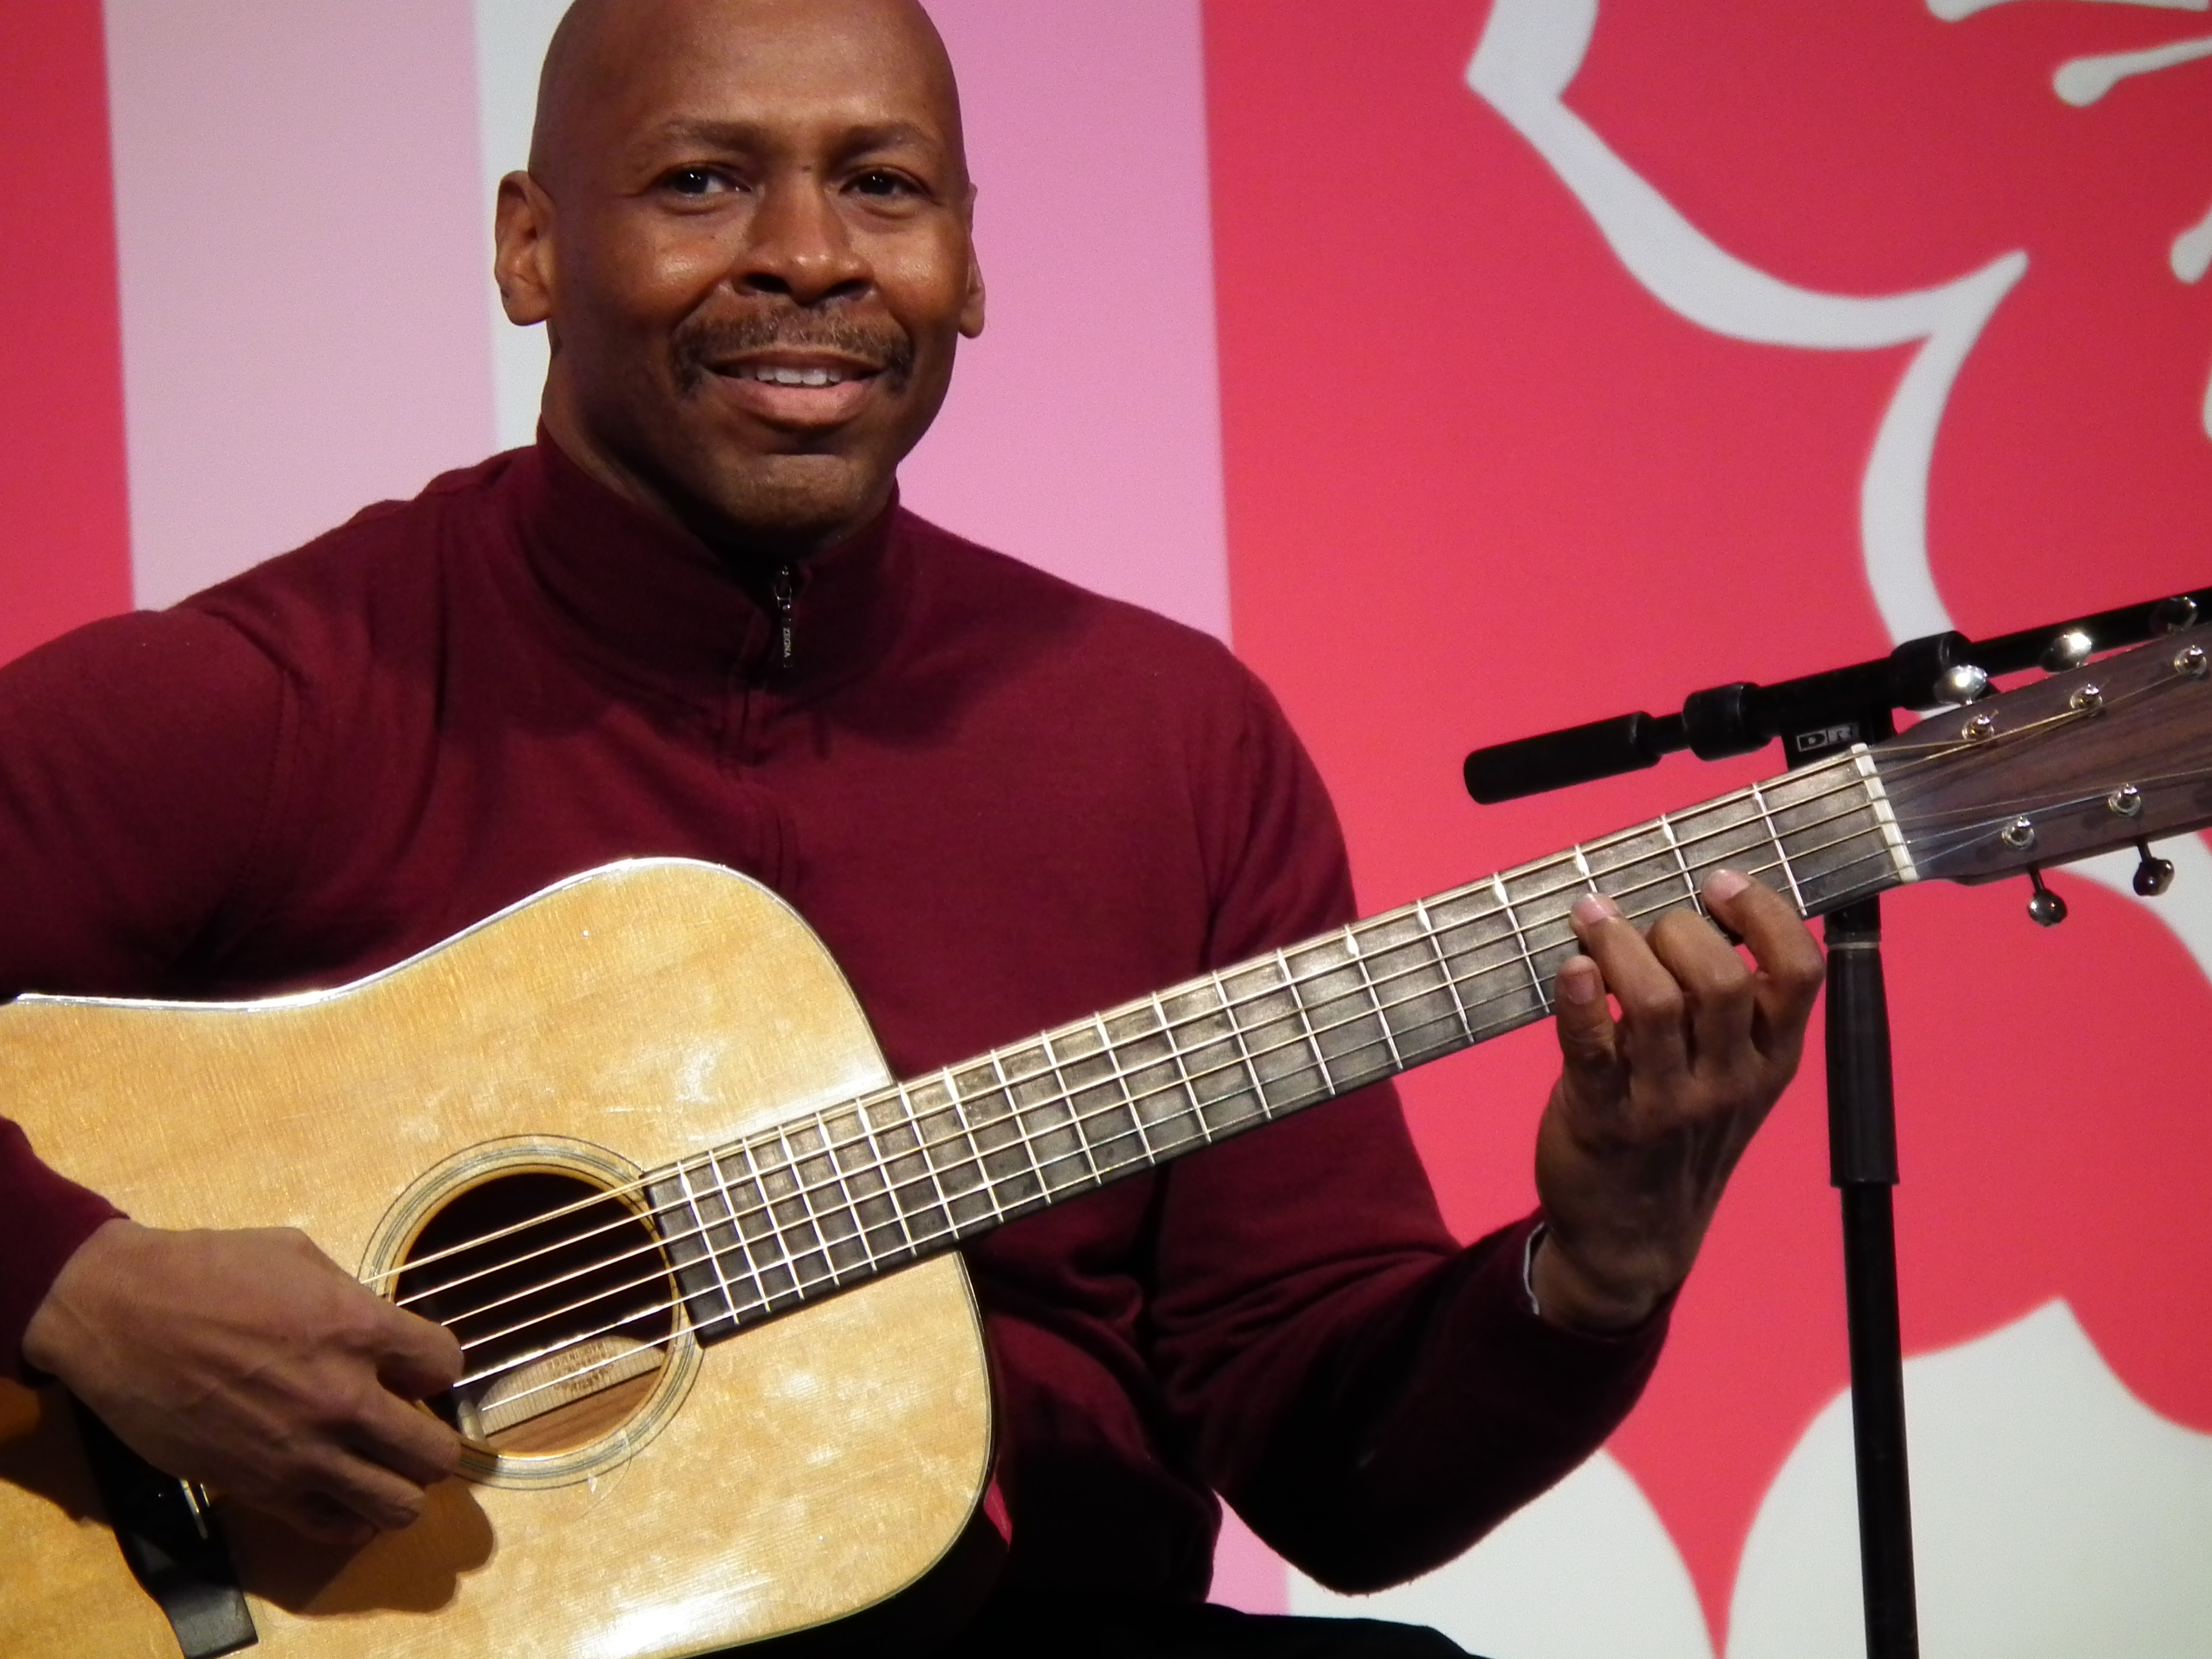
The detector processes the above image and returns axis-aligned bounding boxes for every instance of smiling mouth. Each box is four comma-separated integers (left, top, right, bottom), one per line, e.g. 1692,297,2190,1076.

723,361,876,388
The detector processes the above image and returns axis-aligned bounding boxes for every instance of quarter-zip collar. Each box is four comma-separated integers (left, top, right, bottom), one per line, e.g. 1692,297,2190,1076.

507,430,907,709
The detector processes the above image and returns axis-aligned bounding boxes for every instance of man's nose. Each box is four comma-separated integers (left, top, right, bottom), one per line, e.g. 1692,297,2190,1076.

737,173,869,306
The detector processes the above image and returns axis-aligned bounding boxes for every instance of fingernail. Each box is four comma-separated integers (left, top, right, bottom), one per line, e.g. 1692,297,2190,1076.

1560,956,1603,1004
1572,893,1621,926
1704,868,1751,905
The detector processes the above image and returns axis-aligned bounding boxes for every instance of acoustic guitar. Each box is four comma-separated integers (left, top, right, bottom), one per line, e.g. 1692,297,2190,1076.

3,630,2208,1659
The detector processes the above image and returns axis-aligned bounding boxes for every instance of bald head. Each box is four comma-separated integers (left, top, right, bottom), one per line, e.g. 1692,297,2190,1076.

492,0,986,558
529,0,966,193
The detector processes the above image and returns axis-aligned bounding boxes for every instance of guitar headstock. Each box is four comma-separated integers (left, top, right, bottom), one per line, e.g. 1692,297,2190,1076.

1869,629,2212,890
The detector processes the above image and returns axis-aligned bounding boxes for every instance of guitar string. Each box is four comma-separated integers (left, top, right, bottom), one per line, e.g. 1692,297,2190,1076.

374,745,1892,1304
452,773,2188,1412
415,728,2162,1359
391,668,2188,1306
454,800,2081,1416
441,816,1909,1406
429,813,1912,1355
444,803,2050,1384
435,743,2107,1358
387,712,2096,1304
417,694,2212,1409
394,688,2185,1340
409,752,2098,1347
398,760,1900,1327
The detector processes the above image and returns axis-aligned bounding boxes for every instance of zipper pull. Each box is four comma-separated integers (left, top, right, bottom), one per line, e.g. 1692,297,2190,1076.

771,565,797,671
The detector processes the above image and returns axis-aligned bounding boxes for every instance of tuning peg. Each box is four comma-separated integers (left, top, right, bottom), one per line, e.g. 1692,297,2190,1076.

2153,595,2200,635
2026,869,2068,927
1935,662,1991,706
2133,840,2177,897
2040,628,2093,671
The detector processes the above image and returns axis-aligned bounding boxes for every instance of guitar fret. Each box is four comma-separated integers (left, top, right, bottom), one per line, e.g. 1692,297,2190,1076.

1112,1010,1207,1161
771,1125,834,1296
673,1158,737,1323
1084,1014,1138,1179
1276,948,1339,1097
848,1095,919,1262
793,1116,867,1291
1150,991,1212,1144
1056,1028,1153,1165
1006,1096,1068,1197
1657,809,1703,911
779,1124,831,1292
983,1049,1051,1213
892,1081,957,1247
1344,929,1406,1071
1215,971,1275,1120
1413,898,1477,1042
1748,780,1807,916
1572,842,1598,893
822,1107,881,1280
1492,873,1547,1002
917,1075,999,1239
709,1149,773,1321
736,1139,800,1310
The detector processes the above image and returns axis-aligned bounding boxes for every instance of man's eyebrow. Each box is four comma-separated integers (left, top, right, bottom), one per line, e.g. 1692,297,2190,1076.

652,118,945,158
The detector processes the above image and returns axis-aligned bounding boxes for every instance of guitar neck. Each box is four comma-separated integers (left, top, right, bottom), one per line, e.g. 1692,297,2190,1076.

646,746,1915,1342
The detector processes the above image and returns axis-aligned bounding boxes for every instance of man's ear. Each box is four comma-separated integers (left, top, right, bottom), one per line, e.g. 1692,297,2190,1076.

959,187,987,340
493,171,557,328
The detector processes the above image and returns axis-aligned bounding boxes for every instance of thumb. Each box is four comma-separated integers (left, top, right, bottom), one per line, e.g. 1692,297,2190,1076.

1552,953,1620,1105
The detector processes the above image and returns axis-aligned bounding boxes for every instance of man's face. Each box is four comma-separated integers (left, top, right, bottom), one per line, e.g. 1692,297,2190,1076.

502,0,985,557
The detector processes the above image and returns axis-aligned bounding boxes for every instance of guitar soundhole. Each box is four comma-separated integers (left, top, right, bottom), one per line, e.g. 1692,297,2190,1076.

398,1171,675,1458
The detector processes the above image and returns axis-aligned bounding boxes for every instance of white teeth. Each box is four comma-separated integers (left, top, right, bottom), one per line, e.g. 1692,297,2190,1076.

745,365,848,386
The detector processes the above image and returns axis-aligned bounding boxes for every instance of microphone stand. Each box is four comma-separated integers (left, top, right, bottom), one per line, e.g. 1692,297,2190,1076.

1461,584,2210,1659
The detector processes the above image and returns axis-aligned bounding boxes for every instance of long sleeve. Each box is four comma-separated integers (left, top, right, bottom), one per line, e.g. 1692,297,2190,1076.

0,610,287,1375
1144,669,1667,1592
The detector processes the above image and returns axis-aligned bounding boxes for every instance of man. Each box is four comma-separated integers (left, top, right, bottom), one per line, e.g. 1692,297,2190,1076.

1,1,1823,1652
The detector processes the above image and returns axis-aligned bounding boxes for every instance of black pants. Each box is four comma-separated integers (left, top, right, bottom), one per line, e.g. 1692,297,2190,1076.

937,1594,1481,1658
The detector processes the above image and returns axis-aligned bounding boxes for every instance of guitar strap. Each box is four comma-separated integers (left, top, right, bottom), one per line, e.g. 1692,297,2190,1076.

68,1397,256,1658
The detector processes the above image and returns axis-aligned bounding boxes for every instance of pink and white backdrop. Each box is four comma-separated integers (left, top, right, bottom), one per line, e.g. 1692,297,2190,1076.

4,1,2210,1653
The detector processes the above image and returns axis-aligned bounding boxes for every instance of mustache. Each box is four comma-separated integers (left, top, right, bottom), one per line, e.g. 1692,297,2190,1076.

671,310,916,390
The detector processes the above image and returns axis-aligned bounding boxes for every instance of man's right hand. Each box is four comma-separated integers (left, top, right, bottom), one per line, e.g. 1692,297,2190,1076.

21,1219,463,1546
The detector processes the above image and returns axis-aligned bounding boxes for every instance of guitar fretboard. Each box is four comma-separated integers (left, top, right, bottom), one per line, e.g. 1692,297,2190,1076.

646,747,1915,1341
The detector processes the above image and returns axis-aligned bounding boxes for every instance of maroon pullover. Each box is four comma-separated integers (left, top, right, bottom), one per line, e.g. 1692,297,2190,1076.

0,437,1663,1596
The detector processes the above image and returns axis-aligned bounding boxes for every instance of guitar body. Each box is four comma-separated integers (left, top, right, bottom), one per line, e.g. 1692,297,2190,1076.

0,860,993,1659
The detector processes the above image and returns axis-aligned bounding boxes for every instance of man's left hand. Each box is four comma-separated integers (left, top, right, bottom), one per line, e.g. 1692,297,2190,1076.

1529,869,1825,1333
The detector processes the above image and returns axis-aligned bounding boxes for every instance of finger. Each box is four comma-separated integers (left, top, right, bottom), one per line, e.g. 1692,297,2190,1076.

349,1390,463,1489
1644,906,1752,1071
1569,893,1688,1084
1550,953,1620,1105
374,1305,464,1399
1703,870,1825,1054
310,1448,434,1534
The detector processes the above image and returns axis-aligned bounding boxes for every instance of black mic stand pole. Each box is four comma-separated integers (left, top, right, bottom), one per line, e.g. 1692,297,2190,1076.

1825,883,1918,1657
1460,584,2210,1659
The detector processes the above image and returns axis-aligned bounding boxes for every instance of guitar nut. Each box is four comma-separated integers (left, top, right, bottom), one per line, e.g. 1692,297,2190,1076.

2000,816,2036,850
2176,643,2209,680
1963,712,1997,742
2069,684,2104,714
2108,784,2144,819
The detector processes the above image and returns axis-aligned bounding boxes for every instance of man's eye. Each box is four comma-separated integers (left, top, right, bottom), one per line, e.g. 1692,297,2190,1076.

851,170,916,199
664,167,730,196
